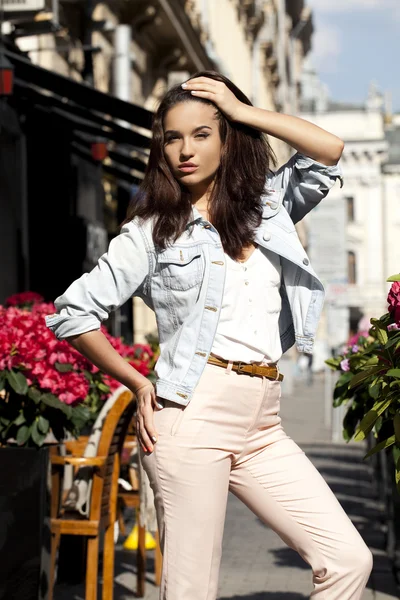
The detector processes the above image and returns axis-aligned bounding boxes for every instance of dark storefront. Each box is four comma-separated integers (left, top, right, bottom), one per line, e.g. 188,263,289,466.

0,47,153,342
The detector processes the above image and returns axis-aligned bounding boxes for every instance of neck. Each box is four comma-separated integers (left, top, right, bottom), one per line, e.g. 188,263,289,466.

189,180,214,219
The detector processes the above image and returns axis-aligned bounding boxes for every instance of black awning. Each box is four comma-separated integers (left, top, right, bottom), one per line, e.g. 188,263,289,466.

14,78,151,149
4,46,153,180
5,48,153,131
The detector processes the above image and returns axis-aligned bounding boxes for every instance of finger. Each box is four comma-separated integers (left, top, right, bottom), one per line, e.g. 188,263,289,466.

138,412,154,452
183,82,217,93
142,400,158,444
189,91,215,100
152,396,163,411
135,419,149,453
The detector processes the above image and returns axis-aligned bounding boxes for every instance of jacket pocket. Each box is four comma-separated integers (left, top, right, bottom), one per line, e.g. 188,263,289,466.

158,246,203,291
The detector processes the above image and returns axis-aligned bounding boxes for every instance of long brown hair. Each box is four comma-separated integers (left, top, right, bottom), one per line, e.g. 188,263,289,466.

122,70,276,260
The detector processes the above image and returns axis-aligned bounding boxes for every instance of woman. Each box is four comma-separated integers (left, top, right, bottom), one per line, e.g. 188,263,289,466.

46,71,373,599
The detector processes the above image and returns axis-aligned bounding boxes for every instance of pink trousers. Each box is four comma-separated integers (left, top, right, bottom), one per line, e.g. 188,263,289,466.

140,363,373,599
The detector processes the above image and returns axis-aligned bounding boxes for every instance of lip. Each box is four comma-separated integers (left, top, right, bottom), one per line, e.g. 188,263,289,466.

178,163,198,173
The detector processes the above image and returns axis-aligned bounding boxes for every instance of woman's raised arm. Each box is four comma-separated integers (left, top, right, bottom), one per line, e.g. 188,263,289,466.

182,76,344,166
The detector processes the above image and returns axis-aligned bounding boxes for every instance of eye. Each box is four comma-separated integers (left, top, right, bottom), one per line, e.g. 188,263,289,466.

165,135,179,144
195,133,209,139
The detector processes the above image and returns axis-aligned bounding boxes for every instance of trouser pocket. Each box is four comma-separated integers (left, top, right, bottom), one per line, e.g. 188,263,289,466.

154,398,187,437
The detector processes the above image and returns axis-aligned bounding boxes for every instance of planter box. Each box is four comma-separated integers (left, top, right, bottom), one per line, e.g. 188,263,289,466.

0,446,52,600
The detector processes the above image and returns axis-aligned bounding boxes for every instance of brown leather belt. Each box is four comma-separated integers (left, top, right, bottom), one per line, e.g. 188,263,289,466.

207,356,284,381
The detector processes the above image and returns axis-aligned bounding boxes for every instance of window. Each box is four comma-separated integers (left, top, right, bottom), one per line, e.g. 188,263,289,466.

348,251,357,284
346,196,355,222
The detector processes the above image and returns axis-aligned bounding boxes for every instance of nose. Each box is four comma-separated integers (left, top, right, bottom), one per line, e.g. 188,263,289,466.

179,137,195,161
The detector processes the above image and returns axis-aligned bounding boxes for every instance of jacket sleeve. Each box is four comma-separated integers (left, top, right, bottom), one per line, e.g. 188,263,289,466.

45,220,150,340
267,152,343,224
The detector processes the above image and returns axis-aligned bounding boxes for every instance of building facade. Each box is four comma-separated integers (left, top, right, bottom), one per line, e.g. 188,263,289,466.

301,64,400,366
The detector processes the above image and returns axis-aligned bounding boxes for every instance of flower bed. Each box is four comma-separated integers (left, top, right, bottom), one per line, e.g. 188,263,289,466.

0,292,157,448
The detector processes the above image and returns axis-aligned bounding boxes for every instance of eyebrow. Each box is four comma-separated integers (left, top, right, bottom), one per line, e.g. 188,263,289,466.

164,125,212,135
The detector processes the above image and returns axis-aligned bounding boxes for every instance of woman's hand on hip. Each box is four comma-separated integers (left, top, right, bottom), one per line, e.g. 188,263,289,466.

182,77,244,121
133,380,160,453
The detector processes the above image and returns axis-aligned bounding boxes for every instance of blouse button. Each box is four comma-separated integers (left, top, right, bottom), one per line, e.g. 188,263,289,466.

245,281,249,286
263,232,271,242
303,258,309,266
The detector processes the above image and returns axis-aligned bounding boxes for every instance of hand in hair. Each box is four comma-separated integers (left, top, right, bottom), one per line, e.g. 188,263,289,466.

181,76,244,122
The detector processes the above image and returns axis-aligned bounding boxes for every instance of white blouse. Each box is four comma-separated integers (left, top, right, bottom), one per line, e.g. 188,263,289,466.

211,247,282,365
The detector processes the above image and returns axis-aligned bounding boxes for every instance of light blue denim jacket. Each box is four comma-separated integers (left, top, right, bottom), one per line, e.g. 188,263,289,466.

45,153,342,406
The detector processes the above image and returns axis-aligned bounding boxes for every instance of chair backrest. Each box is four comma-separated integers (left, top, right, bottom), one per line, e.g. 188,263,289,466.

91,389,136,522
62,386,135,519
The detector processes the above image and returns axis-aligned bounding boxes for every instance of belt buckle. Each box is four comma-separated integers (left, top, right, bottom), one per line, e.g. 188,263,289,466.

236,361,247,375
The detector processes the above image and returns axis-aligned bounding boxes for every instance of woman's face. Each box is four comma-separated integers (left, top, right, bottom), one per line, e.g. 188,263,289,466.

163,101,222,192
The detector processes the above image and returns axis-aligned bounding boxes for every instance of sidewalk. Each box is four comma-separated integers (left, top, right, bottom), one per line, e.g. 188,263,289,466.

55,372,400,600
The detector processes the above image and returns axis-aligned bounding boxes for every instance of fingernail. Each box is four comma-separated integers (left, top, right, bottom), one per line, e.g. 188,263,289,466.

181,82,187,89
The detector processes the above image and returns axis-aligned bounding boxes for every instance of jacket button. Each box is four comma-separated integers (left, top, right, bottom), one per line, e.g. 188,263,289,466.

303,258,309,266
263,232,271,242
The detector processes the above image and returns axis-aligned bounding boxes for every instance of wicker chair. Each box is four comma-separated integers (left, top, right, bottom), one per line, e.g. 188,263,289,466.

49,388,136,600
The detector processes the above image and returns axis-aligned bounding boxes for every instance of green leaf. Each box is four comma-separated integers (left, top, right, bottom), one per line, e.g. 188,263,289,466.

6,371,28,395
37,415,50,434
14,412,26,426
16,425,31,445
387,274,400,282
385,335,400,349
370,318,389,345
354,397,394,441
325,357,342,370
393,444,400,464
387,369,400,378
394,414,400,442
369,381,381,400
83,370,93,382
31,420,46,447
54,362,73,373
374,415,383,434
363,355,379,366
70,404,91,431
27,387,42,404
41,393,72,417
375,328,388,346
97,383,110,393
349,366,383,390
364,435,396,458
337,371,354,385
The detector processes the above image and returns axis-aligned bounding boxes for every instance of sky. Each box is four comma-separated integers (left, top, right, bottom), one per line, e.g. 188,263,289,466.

306,0,400,112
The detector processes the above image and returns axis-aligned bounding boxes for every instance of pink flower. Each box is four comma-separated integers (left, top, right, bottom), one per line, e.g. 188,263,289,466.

347,331,369,347
0,292,154,412
388,281,400,325
340,358,350,372
388,323,400,332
